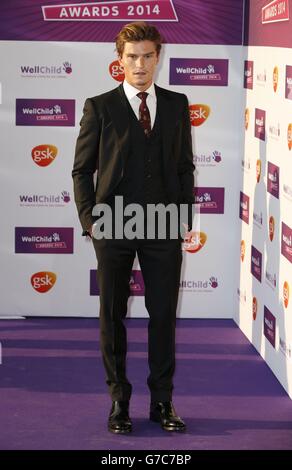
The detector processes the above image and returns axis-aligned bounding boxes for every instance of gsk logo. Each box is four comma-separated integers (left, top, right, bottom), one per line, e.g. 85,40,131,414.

31,271,57,293
189,104,210,127
256,159,261,183
283,281,289,308
269,216,275,242
273,66,278,92
245,108,249,130
109,60,124,82
240,240,245,262
183,232,207,253
31,145,58,167
252,296,258,320
288,123,292,150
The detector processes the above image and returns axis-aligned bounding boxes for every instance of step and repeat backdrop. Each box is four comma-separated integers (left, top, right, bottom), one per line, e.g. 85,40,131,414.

238,0,292,397
0,0,245,319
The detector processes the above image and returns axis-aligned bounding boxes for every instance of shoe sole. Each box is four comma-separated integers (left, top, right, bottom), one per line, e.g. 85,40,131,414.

149,412,186,432
108,426,132,434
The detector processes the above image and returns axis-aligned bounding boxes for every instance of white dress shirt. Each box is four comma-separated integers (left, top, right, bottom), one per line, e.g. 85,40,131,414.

123,79,157,129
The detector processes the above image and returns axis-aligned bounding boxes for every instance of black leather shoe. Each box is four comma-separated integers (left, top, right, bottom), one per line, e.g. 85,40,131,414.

108,400,132,434
150,401,186,432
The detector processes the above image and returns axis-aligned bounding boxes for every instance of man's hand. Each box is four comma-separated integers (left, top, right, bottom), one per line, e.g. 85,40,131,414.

85,225,93,240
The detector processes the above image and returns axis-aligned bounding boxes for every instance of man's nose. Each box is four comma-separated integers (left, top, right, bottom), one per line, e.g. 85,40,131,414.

136,56,145,68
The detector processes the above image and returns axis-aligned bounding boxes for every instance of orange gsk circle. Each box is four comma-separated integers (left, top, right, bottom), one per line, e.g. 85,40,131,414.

269,216,275,242
109,60,124,82
256,159,261,183
245,108,249,130
183,232,207,253
31,272,57,293
288,123,292,151
252,296,258,320
283,281,289,308
273,66,278,92
240,240,245,262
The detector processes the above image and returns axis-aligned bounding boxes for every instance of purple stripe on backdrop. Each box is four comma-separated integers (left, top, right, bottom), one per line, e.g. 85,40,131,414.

244,0,292,48
0,0,244,44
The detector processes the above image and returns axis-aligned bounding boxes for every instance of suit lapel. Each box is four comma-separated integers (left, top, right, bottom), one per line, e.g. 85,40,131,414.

155,84,177,173
105,84,130,167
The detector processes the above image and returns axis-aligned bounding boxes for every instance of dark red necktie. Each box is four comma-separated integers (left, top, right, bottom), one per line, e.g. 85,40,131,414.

137,91,151,137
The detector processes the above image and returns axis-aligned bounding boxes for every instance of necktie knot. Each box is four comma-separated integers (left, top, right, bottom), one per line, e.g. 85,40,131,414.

137,91,148,102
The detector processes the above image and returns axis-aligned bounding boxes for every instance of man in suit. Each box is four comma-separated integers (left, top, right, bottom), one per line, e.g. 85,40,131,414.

72,22,195,434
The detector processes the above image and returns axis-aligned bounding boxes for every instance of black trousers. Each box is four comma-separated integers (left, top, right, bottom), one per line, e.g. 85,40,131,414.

92,236,182,402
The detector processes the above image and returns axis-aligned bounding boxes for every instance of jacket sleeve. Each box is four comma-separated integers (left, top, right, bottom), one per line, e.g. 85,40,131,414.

72,98,100,234
178,94,196,230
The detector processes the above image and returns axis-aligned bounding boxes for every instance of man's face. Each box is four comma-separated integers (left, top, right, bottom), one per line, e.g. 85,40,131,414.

119,40,159,91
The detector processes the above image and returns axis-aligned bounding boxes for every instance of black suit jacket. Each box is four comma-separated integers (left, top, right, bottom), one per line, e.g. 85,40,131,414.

72,83,195,234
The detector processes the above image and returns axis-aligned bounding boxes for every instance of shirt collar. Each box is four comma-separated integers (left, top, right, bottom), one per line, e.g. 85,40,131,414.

123,79,156,101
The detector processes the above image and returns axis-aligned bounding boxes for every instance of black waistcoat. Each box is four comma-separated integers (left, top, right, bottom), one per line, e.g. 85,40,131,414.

111,99,169,207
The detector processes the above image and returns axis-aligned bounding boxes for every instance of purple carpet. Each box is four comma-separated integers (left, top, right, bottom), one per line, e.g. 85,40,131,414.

0,318,292,450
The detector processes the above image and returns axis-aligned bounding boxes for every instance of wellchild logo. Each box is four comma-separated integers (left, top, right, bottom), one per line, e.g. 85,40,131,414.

32,145,58,167
15,227,74,254
256,68,267,86
283,182,292,202
237,287,247,304
20,62,72,78
90,269,144,296
268,121,280,140
279,337,292,360
31,271,57,293
273,66,279,92
189,104,210,127
109,60,124,82
267,162,280,199
252,296,258,320
16,99,75,126
239,192,249,224
194,187,224,214
251,245,262,282
264,306,276,348
243,61,253,89
253,209,263,229
180,276,218,292
281,222,292,263
193,150,222,167
19,191,70,207
286,66,292,100
283,281,289,308
170,58,228,86
241,157,251,172
265,267,277,290
254,108,266,140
